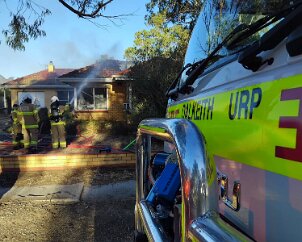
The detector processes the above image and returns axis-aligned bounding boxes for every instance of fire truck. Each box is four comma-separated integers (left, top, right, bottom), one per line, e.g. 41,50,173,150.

134,1,302,241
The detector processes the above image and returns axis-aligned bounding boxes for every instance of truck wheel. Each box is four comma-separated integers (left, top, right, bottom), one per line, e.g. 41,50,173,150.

134,230,148,242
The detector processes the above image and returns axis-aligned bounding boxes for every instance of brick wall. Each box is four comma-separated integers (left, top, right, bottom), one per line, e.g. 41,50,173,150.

76,82,128,121
0,153,136,172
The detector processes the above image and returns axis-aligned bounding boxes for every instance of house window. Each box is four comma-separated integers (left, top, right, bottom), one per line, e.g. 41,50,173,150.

57,90,74,105
77,87,108,110
95,88,107,109
18,92,45,108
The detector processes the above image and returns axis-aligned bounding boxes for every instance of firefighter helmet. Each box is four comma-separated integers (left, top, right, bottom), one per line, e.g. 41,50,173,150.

51,96,59,104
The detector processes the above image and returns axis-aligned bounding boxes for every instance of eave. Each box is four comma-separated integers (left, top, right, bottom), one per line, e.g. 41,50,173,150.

59,76,133,84
1,85,72,89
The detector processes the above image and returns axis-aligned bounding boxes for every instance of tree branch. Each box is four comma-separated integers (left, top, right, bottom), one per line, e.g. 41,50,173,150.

58,0,114,18
80,0,89,13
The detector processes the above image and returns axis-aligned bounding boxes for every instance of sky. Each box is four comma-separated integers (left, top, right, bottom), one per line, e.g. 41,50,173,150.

0,0,149,79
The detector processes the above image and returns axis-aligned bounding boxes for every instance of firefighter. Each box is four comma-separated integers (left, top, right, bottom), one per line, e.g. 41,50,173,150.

63,103,78,132
50,96,66,149
62,103,73,121
18,95,39,152
11,103,23,149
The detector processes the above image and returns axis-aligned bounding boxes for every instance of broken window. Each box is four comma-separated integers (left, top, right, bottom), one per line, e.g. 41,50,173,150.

95,88,107,109
77,87,107,110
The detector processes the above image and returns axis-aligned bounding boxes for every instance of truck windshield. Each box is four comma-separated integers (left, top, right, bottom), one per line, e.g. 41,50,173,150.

183,0,288,73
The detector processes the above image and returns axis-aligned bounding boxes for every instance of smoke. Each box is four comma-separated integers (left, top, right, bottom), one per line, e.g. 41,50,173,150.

105,42,123,59
62,40,123,105
42,40,99,69
69,56,120,105
42,36,123,69
69,75,92,105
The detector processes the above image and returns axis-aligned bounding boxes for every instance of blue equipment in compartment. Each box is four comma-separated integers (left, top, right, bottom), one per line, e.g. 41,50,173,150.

153,153,169,167
147,163,181,204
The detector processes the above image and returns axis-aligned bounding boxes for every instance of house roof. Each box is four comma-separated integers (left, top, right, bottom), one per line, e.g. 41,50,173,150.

59,60,132,85
0,74,12,85
59,59,122,79
3,68,73,88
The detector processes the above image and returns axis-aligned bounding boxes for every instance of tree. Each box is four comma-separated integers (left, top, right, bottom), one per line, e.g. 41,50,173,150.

125,12,189,124
1,0,117,51
124,13,190,62
145,0,203,31
128,57,182,126
124,2,202,124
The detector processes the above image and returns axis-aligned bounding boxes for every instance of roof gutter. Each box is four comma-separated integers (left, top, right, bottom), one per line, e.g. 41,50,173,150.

58,76,133,83
1,85,72,89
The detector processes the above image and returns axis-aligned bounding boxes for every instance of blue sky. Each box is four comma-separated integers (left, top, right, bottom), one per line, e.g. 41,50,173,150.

0,0,149,79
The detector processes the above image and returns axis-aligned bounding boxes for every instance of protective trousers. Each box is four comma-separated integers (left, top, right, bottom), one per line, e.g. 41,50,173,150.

18,103,39,150
12,122,23,147
22,127,39,149
51,122,66,148
11,110,23,147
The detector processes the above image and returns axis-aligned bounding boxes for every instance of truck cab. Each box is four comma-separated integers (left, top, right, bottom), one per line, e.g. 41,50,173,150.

135,1,302,241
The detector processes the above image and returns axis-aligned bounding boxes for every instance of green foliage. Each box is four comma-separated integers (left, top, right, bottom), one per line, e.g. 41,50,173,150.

128,57,182,126
145,0,202,31
125,7,189,126
124,13,190,62
1,1,51,51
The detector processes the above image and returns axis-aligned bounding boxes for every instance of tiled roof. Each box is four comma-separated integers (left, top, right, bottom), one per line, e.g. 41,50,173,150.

0,74,11,84
4,69,73,87
116,69,130,75
59,60,122,78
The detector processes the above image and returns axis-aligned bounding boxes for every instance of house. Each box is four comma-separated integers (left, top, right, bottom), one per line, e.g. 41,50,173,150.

2,62,73,109
3,59,133,122
58,59,133,121
0,74,13,110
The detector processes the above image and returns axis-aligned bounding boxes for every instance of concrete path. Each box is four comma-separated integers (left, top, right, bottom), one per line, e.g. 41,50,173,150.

0,183,84,204
0,180,136,203
81,180,135,202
